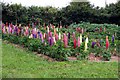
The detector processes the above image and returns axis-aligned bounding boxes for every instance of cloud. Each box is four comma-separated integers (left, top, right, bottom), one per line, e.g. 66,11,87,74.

2,0,117,8
89,0,117,7
2,0,71,8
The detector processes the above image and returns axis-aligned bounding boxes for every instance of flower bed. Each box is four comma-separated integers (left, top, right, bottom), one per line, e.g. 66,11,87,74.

2,22,120,61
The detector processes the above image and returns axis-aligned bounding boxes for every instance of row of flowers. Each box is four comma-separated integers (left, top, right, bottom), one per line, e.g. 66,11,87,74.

2,23,117,61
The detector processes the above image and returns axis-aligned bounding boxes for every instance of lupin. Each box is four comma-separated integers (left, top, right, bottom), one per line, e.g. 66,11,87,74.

73,38,77,49
84,36,88,51
77,37,80,47
106,36,109,50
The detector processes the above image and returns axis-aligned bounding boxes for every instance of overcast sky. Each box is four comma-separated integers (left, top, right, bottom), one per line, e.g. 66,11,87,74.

1,0,118,8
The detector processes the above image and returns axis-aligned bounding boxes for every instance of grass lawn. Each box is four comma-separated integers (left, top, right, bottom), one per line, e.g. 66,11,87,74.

2,42,118,78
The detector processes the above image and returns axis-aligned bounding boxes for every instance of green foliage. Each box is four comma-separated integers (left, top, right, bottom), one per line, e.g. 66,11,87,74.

102,50,111,61
19,36,29,47
77,50,89,60
48,40,71,61
76,42,90,60
2,1,120,25
2,34,20,44
116,26,120,40
2,34,9,40
2,34,71,61
27,39,41,51
94,47,104,57
2,21,119,61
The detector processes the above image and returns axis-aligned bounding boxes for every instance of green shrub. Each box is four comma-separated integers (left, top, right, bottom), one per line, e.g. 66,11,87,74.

27,39,41,52
2,34,9,40
8,35,19,44
19,36,29,46
77,50,89,60
102,50,111,61
51,40,71,61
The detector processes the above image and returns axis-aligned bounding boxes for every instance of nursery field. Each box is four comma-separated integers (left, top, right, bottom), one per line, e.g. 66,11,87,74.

2,42,118,78
2,22,120,78
2,22,120,61
2,1,120,78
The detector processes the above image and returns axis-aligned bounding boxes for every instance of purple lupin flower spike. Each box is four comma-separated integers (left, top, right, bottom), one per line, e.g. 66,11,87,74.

38,31,40,38
112,35,114,43
42,38,44,43
92,42,96,48
48,37,51,45
50,38,52,46
68,32,70,39
15,26,17,32
33,34,35,38
38,31,40,35
51,37,54,45
35,34,37,38
40,32,43,39
49,37,52,46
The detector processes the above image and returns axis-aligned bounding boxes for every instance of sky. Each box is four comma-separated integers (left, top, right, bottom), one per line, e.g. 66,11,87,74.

1,0,118,8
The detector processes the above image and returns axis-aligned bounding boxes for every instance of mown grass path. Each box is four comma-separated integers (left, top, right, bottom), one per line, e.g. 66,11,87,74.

2,43,118,78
